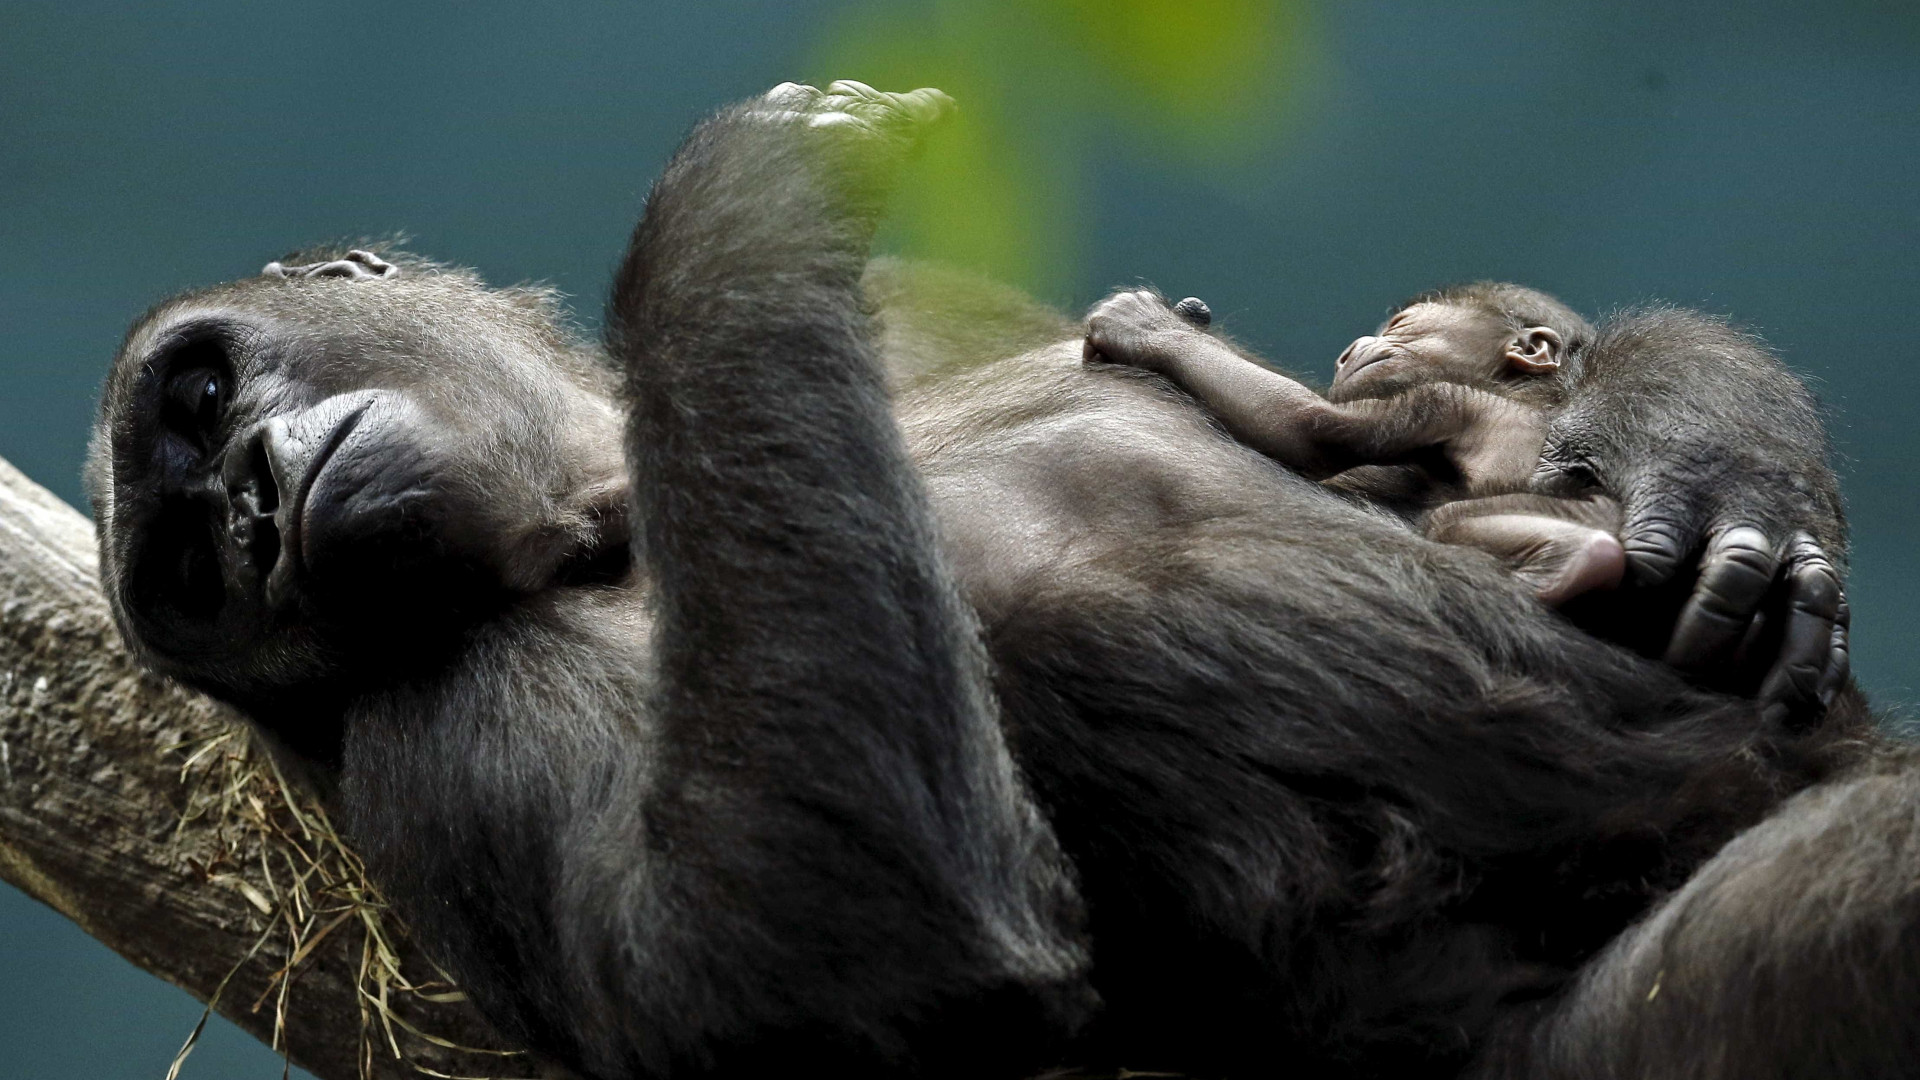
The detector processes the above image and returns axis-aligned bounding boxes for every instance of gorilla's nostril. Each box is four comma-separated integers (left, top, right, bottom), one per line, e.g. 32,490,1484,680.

224,427,281,520
248,434,279,515
220,426,285,602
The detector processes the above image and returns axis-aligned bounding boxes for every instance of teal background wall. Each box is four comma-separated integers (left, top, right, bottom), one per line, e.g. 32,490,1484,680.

2,2,1916,1076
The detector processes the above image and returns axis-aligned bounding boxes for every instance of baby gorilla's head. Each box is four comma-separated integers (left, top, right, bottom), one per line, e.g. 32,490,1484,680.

1329,282,1594,404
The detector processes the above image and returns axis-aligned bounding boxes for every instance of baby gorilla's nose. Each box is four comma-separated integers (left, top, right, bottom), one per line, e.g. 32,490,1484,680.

1336,336,1380,369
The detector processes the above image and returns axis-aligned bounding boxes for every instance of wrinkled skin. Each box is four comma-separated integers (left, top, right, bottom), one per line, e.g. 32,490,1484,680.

89,82,1901,1080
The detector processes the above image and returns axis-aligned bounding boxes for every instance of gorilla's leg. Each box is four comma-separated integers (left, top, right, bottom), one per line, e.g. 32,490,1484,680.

1476,752,1920,1079
601,83,1090,1074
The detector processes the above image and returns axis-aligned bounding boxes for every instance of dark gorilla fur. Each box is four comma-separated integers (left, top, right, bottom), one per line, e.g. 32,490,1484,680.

89,87,1906,1079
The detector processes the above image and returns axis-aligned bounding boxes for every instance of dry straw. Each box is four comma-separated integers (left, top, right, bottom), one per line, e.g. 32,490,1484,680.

163,727,533,1080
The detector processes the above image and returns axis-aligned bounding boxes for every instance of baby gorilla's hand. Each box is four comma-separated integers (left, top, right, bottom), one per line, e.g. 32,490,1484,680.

1084,289,1209,372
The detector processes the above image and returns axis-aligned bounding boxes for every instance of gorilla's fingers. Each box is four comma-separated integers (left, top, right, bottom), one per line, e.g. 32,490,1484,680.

761,81,820,110
756,81,954,138
1084,289,1179,372
824,78,882,99
1819,593,1853,707
823,80,953,123
1662,526,1778,671
1756,533,1843,726
1620,496,1699,587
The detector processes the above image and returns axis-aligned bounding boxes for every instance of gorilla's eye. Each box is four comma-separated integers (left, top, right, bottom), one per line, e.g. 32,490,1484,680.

170,369,224,422
147,331,236,457
159,360,229,453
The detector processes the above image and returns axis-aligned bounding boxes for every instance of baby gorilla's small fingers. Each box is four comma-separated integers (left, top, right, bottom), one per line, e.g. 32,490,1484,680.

1662,526,1778,672
891,87,955,125
823,79,881,99
1084,290,1184,371
1756,534,1843,726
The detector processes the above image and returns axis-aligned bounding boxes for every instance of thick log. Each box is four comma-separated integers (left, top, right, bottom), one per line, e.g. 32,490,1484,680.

0,455,529,1080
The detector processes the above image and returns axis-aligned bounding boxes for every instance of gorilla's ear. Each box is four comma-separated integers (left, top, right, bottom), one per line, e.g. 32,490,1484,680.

552,476,633,586
1504,326,1565,374
500,476,632,592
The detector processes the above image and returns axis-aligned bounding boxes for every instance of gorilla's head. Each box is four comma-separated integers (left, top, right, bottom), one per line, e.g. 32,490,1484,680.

89,249,628,726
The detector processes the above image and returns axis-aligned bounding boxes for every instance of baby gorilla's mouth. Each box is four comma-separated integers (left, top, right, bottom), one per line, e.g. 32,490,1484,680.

1334,347,1401,390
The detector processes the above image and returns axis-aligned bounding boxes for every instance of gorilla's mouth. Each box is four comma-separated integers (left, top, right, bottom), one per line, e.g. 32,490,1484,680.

1336,348,1399,384
265,400,371,606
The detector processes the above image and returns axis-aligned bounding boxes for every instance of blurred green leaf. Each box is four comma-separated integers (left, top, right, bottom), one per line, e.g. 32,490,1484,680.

810,0,1312,297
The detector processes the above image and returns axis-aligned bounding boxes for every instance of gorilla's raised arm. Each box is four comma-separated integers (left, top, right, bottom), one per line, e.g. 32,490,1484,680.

1538,310,1849,722
596,81,1090,1071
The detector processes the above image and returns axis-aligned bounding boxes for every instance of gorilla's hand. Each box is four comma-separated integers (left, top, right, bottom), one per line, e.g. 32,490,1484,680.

1083,288,1219,371
758,80,953,141
750,80,953,222
1083,288,1191,371
1534,310,1851,725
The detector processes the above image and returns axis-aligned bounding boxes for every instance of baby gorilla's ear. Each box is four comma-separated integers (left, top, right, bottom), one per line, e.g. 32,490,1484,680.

1504,326,1564,374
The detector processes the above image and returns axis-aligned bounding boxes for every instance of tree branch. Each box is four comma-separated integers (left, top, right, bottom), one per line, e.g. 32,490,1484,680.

0,455,530,1080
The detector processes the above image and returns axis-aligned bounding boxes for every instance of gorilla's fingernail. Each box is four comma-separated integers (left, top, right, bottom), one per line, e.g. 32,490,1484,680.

1173,297,1211,327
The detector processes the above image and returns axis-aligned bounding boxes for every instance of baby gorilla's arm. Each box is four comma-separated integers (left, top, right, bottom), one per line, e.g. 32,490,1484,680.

1084,290,1340,470
1084,289,1538,485
1427,493,1626,606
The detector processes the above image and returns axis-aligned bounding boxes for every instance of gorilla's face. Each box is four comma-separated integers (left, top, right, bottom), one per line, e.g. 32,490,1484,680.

89,256,628,709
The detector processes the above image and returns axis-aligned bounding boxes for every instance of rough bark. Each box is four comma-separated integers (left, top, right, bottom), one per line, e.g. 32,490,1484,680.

0,455,529,1080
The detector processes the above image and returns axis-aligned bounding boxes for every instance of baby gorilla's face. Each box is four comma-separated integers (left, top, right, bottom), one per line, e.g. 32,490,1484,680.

1328,302,1513,402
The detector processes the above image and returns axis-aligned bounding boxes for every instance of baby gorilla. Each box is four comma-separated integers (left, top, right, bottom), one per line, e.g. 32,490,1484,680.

1085,283,1624,606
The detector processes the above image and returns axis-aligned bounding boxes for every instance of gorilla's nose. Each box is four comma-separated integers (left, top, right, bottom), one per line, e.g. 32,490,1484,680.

1334,336,1390,381
223,426,281,520
221,425,283,603
247,392,378,606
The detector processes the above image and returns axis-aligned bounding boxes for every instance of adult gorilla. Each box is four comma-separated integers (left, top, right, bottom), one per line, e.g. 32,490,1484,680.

90,83,1887,1079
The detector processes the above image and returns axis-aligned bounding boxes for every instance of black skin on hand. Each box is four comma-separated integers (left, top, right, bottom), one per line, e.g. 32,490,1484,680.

1534,301,1851,724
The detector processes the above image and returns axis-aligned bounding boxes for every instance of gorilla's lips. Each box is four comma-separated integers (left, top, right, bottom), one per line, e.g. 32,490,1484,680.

261,398,371,608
